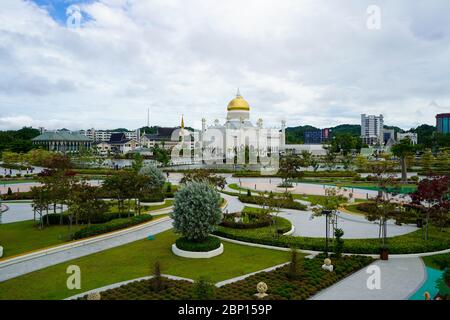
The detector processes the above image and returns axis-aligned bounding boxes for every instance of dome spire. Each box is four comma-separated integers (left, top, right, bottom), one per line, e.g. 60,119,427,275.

236,88,242,97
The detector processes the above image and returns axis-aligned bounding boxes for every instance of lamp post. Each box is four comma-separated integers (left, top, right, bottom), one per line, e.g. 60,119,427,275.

322,210,333,256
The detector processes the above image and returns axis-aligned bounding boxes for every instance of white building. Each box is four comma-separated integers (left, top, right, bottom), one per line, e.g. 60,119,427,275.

361,114,384,145
199,90,284,165
79,129,141,142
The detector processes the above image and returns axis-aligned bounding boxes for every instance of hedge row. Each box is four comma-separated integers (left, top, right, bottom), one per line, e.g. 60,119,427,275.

238,195,307,211
233,171,359,178
42,211,134,225
213,225,450,254
175,236,221,252
72,215,153,240
220,212,272,229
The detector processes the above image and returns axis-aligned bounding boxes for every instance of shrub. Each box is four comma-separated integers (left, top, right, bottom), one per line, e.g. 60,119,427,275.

220,212,272,229
140,165,166,190
238,195,307,211
171,182,222,242
152,262,166,292
194,277,216,300
287,249,301,280
72,215,153,240
175,236,221,252
334,229,345,257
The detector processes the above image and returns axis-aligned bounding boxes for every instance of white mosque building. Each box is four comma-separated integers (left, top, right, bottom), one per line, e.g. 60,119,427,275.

198,90,286,165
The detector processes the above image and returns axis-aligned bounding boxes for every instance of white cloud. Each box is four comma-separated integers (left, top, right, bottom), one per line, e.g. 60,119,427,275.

0,0,449,131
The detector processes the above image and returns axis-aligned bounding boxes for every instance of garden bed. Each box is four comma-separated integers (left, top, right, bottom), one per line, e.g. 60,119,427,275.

77,255,374,300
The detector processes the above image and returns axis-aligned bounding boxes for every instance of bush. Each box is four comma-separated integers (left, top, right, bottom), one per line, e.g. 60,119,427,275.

43,211,132,226
175,236,221,252
220,212,272,229
72,215,153,240
238,195,307,211
194,277,216,300
140,165,166,190
171,182,222,241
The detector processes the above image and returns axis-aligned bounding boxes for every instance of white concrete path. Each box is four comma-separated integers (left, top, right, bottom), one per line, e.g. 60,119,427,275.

222,192,417,239
310,257,426,300
0,217,173,282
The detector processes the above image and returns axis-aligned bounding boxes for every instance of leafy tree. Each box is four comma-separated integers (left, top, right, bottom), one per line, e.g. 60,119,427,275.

323,146,337,170
362,161,398,250
353,154,368,172
391,138,416,182
278,155,303,188
411,176,450,239
180,169,226,190
131,153,144,173
139,164,166,191
171,182,222,242
152,144,170,166
420,149,435,174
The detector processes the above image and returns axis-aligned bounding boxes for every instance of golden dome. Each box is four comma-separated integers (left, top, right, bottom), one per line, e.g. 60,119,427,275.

227,90,250,111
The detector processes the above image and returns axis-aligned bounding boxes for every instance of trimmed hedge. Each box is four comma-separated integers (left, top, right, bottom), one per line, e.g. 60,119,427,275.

43,211,133,225
238,195,307,211
175,236,221,252
2,191,33,200
213,224,450,254
72,215,153,240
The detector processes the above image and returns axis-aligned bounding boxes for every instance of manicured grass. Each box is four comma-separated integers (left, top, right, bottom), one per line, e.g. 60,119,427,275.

422,253,450,270
0,220,83,258
0,230,289,300
0,179,36,185
144,200,173,212
343,203,370,215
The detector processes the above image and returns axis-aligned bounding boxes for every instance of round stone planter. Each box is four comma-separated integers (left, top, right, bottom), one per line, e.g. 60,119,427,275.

171,243,224,259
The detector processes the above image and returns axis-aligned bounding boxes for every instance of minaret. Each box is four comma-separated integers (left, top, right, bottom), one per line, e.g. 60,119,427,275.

281,120,286,150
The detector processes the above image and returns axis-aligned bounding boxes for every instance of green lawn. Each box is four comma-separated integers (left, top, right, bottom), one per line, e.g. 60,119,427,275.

0,220,83,258
0,230,289,300
422,253,450,270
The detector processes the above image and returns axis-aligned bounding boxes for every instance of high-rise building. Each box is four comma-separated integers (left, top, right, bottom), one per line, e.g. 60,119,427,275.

436,113,450,134
361,114,384,145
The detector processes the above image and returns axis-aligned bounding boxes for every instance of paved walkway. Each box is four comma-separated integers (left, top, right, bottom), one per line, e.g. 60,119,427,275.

0,218,173,282
310,257,426,300
222,192,417,239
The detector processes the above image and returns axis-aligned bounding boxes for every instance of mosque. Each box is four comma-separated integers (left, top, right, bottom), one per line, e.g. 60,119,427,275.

198,90,286,165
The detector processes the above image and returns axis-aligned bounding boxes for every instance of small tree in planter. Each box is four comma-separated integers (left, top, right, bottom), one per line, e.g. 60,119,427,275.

171,182,222,251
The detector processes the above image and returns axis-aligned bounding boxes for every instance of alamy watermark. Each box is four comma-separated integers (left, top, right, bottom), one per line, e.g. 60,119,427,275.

66,5,82,29
66,265,81,290
366,5,382,30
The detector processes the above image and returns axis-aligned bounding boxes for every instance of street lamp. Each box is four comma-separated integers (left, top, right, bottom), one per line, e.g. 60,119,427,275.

322,210,333,256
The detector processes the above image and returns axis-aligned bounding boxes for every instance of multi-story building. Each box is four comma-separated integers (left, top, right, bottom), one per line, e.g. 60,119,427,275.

79,129,141,142
361,114,384,145
436,113,450,134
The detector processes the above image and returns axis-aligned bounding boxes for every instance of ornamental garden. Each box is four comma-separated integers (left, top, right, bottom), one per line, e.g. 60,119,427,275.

0,150,449,300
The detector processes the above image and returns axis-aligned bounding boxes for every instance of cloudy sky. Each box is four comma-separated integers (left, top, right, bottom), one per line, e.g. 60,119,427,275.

0,0,449,131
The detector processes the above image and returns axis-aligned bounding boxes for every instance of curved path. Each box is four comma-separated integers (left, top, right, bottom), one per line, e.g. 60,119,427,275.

222,192,417,239
311,258,426,300
0,216,172,282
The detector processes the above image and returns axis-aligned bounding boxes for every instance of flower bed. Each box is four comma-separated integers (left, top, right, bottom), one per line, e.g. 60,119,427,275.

77,255,373,300
218,255,374,300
